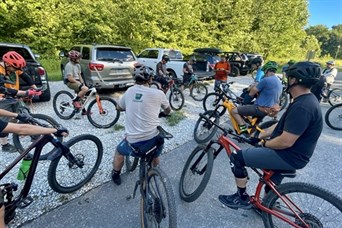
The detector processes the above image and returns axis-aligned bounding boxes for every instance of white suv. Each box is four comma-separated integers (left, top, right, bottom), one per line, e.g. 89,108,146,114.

60,44,137,89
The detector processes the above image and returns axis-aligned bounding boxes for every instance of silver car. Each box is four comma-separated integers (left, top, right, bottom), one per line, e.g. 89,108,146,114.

60,44,137,89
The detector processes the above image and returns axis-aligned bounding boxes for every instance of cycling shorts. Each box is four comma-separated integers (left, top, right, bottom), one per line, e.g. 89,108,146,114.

237,104,266,118
66,81,82,93
117,135,164,158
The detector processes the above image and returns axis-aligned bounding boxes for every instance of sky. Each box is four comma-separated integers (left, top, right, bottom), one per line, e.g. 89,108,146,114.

308,0,342,28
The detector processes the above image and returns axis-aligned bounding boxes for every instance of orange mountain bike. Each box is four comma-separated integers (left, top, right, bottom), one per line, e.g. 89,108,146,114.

181,115,342,227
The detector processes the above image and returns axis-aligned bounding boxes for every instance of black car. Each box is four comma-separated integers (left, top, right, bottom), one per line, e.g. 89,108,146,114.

189,48,222,80
0,43,51,101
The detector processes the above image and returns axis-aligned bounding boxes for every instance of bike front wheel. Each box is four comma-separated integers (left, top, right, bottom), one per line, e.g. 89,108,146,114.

53,90,76,119
190,82,208,101
194,110,220,144
262,182,342,228
179,145,214,202
48,134,103,193
87,97,120,128
169,88,184,111
203,92,226,116
140,167,177,228
13,114,63,160
328,88,342,106
325,103,342,130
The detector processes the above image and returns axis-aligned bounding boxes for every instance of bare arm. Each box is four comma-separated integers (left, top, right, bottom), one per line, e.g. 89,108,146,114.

264,130,299,150
2,122,58,136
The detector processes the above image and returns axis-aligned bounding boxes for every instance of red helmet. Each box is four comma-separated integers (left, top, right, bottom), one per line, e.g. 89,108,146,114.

2,51,26,69
68,50,82,60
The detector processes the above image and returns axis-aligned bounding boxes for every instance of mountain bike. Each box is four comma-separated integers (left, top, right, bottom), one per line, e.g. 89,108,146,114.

53,85,120,128
0,117,103,224
325,102,342,130
150,77,185,111
196,91,277,144
174,74,208,101
126,126,177,227
180,115,342,227
321,86,342,106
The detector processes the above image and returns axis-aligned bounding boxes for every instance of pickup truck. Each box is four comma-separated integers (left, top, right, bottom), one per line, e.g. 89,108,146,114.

0,43,51,101
137,48,185,79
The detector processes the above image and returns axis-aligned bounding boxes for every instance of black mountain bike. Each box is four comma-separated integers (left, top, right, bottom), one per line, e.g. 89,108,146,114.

0,117,103,224
325,102,342,130
127,126,177,227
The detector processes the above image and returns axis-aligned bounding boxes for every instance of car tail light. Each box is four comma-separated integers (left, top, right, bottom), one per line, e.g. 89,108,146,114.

37,67,45,75
89,63,104,71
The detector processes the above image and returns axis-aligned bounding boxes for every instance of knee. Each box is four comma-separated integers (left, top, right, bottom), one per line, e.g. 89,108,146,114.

230,151,248,178
232,107,239,115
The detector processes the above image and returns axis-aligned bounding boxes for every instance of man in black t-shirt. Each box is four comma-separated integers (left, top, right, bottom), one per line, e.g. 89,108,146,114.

155,54,170,89
218,61,323,210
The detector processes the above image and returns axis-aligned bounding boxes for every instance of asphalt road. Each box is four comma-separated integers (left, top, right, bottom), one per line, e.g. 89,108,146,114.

21,74,342,228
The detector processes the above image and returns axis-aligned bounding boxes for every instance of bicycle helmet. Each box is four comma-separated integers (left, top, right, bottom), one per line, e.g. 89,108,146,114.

326,60,335,65
285,61,321,87
2,51,26,69
250,56,263,66
162,54,170,62
134,65,154,81
262,61,278,72
68,50,82,61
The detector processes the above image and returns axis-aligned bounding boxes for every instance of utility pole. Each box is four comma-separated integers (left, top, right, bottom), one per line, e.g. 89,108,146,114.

335,45,341,60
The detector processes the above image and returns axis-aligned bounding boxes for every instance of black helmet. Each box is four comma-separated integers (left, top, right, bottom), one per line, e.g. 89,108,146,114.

285,61,321,87
162,54,170,62
134,65,154,81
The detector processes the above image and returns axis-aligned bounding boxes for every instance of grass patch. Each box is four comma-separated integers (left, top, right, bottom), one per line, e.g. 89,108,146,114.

165,110,186,126
114,124,125,131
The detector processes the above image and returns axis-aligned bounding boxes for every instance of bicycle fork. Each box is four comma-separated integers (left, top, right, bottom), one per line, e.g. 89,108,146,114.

95,95,105,114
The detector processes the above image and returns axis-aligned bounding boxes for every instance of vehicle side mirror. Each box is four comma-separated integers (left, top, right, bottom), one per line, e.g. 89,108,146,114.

59,51,66,58
34,53,40,59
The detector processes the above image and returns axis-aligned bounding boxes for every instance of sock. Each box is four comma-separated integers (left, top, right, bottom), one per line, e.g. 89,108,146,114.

239,125,248,133
112,169,121,179
238,187,248,200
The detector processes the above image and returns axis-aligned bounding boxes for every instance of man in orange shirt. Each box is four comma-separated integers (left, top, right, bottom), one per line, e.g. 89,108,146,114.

214,55,230,92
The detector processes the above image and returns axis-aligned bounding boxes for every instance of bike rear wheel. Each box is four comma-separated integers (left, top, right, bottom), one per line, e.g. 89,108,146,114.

179,145,214,202
328,88,342,106
53,90,76,119
279,91,289,111
169,88,184,111
190,82,208,101
325,103,342,130
203,92,226,116
87,97,120,128
262,182,342,228
48,134,103,193
125,156,139,172
194,110,220,144
13,114,63,160
140,167,177,228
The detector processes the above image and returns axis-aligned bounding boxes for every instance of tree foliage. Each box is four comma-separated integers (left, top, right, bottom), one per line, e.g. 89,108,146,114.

0,0,340,60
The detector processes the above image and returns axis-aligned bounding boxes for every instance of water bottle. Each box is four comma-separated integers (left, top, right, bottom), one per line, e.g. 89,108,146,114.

17,158,32,181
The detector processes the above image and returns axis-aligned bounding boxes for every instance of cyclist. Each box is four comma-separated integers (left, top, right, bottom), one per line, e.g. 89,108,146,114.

155,54,171,89
180,57,195,91
231,61,282,135
213,55,230,92
0,51,41,153
111,65,171,185
219,61,322,209
311,60,338,102
63,50,89,115
240,57,264,101
281,59,295,82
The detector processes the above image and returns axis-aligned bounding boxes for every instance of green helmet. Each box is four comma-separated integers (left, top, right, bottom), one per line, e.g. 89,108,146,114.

288,60,296,65
262,61,278,72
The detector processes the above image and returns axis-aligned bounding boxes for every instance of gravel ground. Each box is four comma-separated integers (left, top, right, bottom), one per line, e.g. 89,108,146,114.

2,76,255,227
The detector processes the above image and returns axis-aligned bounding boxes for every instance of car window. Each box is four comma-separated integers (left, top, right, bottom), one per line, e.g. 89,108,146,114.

96,48,135,62
148,50,159,59
138,50,149,58
0,47,34,61
82,47,90,60
164,50,183,60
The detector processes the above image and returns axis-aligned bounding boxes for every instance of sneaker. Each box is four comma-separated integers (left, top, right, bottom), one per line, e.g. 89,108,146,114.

74,113,82,120
72,100,82,109
218,192,252,210
81,110,93,116
111,170,121,185
2,143,17,153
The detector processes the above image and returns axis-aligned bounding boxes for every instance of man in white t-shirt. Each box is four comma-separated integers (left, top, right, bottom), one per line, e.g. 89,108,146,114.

111,65,171,185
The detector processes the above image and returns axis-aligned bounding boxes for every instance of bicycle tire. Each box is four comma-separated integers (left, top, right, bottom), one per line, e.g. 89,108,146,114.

194,110,220,144
190,82,208,101
325,103,342,130
87,97,120,128
328,88,342,106
203,92,226,117
179,145,214,202
53,90,76,119
150,82,160,90
169,87,184,111
13,113,63,161
140,167,177,228
262,182,342,228
48,134,103,193
279,91,289,111
125,156,139,172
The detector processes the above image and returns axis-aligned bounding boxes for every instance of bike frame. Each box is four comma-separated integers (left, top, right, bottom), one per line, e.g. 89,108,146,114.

206,134,310,228
72,87,104,114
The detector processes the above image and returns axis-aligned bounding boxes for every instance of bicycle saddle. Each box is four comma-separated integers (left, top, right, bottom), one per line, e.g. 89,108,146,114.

157,126,173,139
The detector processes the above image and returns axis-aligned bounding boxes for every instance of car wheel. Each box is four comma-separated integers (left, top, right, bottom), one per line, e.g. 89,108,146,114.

230,66,240,77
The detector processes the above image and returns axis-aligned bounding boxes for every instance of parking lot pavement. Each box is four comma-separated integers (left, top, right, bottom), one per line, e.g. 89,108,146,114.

21,75,342,228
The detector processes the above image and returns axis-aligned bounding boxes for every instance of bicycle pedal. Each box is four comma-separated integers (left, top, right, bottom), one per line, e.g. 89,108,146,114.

17,196,33,209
